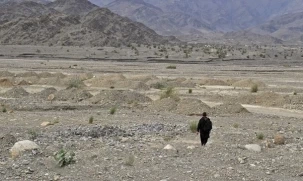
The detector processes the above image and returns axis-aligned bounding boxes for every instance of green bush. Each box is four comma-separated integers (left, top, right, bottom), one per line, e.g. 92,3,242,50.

54,149,75,167
256,133,264,140
160,87,179,101
233,123,239,128
189,121,198,133
110,107,116,115
251,84,258,93
67,77,83,89
89,116,94,124
188,89,193,94
166,65,176,69
124,154,135,166
2,107,7,113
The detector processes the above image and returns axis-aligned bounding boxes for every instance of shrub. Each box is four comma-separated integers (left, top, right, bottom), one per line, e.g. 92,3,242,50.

54,149,75,167
189,121,198,133
89,116,94,124
152,82,165,89
256,133,264,140
166,65,176,69
67,77,83,89
110,107,116,115
110,86,115,89
188,89,193,94
2,107,7,113
293,91,297,95
28,129,38,140
233,123,239,128
251,84,258,93
124,154,135,166
160,87,179,101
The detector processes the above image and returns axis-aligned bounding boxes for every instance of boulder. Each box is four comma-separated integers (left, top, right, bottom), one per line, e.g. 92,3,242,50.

274,134,285,145
10,140,40,158
244,144,261,152
163,144,175,150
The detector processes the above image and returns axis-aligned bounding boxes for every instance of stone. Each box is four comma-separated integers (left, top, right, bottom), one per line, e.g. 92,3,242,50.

41,121,51,127
244,144,261,152
163,144,175,150
187,146,196,150
274,134,285,145
10,140,40,158
238,157,247,164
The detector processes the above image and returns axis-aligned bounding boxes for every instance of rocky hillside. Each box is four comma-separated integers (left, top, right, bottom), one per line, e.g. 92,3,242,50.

47,0,98,15
106,0,212,36
250,12,303,42
0,1,58,24
0,1,177,46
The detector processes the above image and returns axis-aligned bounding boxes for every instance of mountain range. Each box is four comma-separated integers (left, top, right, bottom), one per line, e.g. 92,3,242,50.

0,0,177,46
88,0,303,43
1,0,303,44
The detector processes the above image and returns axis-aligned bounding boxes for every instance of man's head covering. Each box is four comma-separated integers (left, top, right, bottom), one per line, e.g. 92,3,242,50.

202,112,207,117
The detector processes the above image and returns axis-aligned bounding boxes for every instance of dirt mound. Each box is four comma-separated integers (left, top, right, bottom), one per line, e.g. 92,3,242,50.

0,71,14,77
197,78,228,86
17,80,32,86
85,74,129,88
16,72,38,77
176,98,211,115
38,72,54,78
0,78,14,87
37,77,64,86
2,86,29,98
148,98,178,112
148,78,196,88
255,92,286,107
213,103,250,115
130,81,150,91
128,75,159,82
55,88,92,102
35,87,57,100
89,90,151,106
78,73,94,81
232,79,266,88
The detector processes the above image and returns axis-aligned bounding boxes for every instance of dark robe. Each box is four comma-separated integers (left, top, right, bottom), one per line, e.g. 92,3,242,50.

197,116,212,145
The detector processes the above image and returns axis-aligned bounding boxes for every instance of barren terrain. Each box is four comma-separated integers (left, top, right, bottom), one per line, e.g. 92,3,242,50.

0,45,303,181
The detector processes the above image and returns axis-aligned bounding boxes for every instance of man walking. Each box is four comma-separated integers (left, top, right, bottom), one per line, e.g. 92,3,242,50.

197,112,212,146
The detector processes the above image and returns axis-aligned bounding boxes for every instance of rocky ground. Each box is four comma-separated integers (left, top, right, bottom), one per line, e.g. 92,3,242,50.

0,45,303,181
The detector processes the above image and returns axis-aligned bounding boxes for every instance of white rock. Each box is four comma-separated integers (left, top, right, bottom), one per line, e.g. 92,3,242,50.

163,144,175,150
244,144,261,152
187,146,196,150
41,121,51,127
10,140,40,158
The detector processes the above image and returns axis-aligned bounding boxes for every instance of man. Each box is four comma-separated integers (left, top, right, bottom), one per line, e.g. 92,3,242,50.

197,112,212,146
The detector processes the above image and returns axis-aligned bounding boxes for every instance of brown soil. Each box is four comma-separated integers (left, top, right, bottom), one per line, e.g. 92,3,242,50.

0,78,14,87
1,86,29,98
232,79,266,87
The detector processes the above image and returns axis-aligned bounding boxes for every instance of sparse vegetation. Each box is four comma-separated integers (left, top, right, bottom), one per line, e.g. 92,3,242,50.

124,154,135,166
188,89,193,94
89,116,94,124
251,84,258,93
110,107,116,115
256,133,264,140
166,65,176,69
152,82,165,89
189,121,198,133
160,87,179,101
28,129,38,140
2,107,7,113
233,123,239,128
67,77,83,89
54,149,75,167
